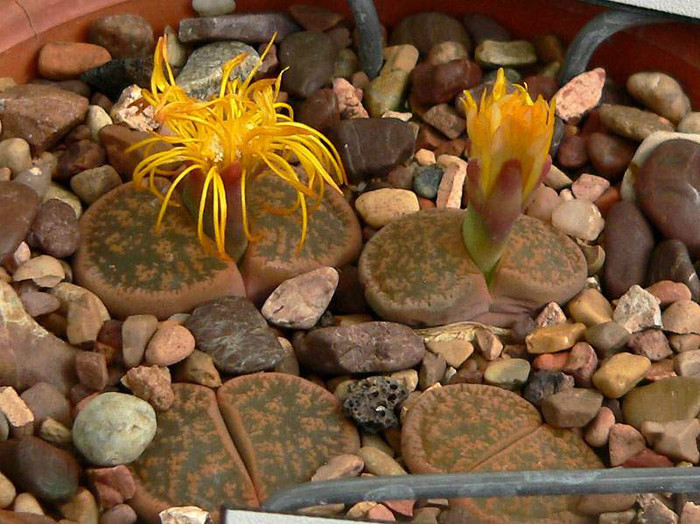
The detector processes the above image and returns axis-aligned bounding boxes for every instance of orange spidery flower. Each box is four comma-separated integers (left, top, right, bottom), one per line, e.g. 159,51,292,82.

128,35,347,258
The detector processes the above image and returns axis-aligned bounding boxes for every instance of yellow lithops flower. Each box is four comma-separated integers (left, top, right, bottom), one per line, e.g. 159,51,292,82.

129,36,347,258
461,68,556,277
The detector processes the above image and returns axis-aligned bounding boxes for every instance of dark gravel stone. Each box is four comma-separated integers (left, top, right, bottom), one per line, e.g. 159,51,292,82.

462,13,510,45
55,139,106,182
556,135,588,170
343,376,408,433
413,164,444,199
411,60,482,105
648,239,700,302
297,88,340,132
0,181,39,264
0,436,79,502
586,132,635,182
178,12,300,44
80,56,154,101
636,139,700,257
27,199,80,258
522,370,575,407
330,265,370,315
185,296,284,374
295,322,425,375
280,31,337,99
327,118,415,184
603,201,655,299
88,14,154,58
391,12,472,55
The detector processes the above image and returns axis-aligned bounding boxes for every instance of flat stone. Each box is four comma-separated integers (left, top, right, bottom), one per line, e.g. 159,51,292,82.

355,188,419,228
0,181,39,263
279,31,336,99
613,285,662,333
593,352,651,398
483,359,531,390
217,373,359,501
326,118,416,184
358,209,488,327
0,281,79,394
239,172,362,304
636,140,700,257
88,14,154,59
296,321,425,375
541,388,603,428
0,436,79,503
622,377,700,430
73,392,156,466
0,84,88,152
402,384,601,521
178,13,300,44
390,12,471,56
627,71,690,124
73,181,245,319
130,384,258,522
176,41,259,101
554,68,605,123
261,267,338,329
599,104,674,142
642,419,700,463
185,296,283,375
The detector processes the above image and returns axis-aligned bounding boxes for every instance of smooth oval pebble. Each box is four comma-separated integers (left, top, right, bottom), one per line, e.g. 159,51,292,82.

73,392,156,466
355,188,419,228
192,0,236,17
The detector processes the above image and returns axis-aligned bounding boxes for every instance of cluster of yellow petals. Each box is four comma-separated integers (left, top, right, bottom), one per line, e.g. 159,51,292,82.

462,68,556,204
129,36,347,257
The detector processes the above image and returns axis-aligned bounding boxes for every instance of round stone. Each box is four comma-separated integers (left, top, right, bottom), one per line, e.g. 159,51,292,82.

359,209,489,327
0,181,39,263
635,139,700,257
390,12,472,55
73,181,245,319
27,199,80,259
192,0,236,17
73,392,157,466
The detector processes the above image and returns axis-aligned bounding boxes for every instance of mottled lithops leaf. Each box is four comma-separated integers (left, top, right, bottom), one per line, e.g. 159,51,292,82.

402,384,601,522
359,209,490,327
130,384,259,522
73,181,245,319
402,384,541,474
464,426,602,523
217,373,360,501
489,215,587,321
240,173,362,304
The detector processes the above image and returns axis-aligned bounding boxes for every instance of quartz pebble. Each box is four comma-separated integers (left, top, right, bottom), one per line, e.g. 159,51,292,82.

613,285,662,333
160,506,210,524
355,188,419,228
554,68,605,123
535,302,567,328
551,199,604,241
572,173,610,201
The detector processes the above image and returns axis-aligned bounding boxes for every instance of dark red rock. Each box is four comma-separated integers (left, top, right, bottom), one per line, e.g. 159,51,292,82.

20,382,72,427
330,265,370,314
130,384,259,522
55,139,106,182
88,14,154,58
185,296,284,374
99,124,171,180
217,373,360,501
462,13,510,45
297,88,340,132
411,60,482,105
636,139,700,257
586,132,635,182
296,321,425,375
391,12,472,55
556,135,588,170
603,201,655,299
523,75,558,101
0,84,89,152
0,436,80,502
647,239,700,302
289,4,343,32
27,199,80,258
622,447,674,468
95,319,123,365
327,118,416,183
0,181,39,264
280,31,337,99
178,13,300,44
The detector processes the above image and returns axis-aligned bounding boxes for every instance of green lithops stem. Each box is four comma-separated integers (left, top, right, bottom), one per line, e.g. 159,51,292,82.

462,205,510,283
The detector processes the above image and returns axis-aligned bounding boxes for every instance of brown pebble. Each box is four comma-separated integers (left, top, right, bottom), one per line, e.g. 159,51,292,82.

144,321,195,366
75,351,109,391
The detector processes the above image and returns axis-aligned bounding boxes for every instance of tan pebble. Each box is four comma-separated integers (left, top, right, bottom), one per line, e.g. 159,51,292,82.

357,446,406,476
598,509,636,524
298,504,345,517
346,501,378,519
361,432,396,457
681,502,700,524
435,161,466,210
366,504,396,521
332,379,356,401
526,323,587,354
121,314,158,369
425,339,473,368
355,188,420,228
670,334,700,353
584,406,615,447
647,281,692,307
273,337,300,376
577,493,636,515
14,492,44,514
67,293,104,347
144,321,195,366
592,352,651,398
414,149,436,165
389,369,418,393
0,471,15,509
39,418,73,447
110,85,157,132
312,453,364,481
159,506,210,524
608,423,646,466
474,327,504,360
411,506,441,523
12,255,65,288
663,300,700,335
172,349,221,388
568,288,613,326
57,487,99,524
0,387,34,438
51,283,109,322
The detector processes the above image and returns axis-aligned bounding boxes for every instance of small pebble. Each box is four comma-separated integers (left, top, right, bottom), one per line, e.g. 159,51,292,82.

551,199,605,241
121,365,175,412
144,321,195,366
483,359,531,390
608,423,646,466
541,388,603,428
553,68,605,123
613,285,662,333
584,406,615,447
526,323,586,354
355,188,419,228
642,419,700,463
568,288,613,326
592,352,651,398
192,0,236,17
